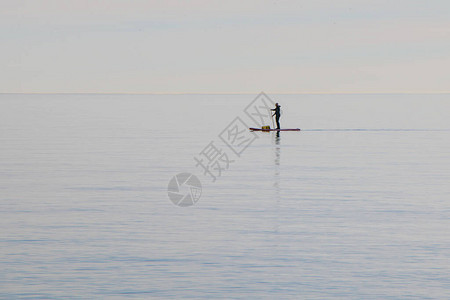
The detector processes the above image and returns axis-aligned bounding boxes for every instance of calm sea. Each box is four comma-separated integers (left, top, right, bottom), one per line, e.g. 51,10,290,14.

1,93,449,299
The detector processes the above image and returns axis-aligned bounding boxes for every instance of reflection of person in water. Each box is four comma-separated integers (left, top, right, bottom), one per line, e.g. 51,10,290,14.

271,103,281,129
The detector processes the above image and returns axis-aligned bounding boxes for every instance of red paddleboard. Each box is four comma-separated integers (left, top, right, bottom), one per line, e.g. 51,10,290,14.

249,128,300,131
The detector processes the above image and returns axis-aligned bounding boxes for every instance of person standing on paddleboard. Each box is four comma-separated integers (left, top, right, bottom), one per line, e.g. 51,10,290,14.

271,103,281,129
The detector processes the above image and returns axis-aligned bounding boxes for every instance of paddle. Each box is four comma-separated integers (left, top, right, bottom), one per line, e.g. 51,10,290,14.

269,108,275,129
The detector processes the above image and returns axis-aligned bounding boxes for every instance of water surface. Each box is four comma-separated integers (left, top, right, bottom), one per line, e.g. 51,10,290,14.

1,94,449,298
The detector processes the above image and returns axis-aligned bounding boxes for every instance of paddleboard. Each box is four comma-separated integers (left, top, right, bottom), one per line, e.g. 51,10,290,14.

249,128,300,131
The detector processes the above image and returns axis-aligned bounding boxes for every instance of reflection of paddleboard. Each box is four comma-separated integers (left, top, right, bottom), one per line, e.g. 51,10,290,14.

249,128,300,132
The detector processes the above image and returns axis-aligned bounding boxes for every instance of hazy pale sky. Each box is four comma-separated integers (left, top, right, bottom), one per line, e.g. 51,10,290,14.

1,0,449,93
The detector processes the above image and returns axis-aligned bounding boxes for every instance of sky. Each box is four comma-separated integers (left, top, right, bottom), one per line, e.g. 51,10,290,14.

1,0,449,93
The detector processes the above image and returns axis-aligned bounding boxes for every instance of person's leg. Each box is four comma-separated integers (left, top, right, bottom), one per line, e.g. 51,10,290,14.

276,117,280,129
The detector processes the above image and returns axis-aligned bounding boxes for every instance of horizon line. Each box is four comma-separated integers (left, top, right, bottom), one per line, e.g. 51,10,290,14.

1,92,449,95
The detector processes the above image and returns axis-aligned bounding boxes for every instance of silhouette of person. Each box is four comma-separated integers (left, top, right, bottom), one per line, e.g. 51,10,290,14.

271,103,281,129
